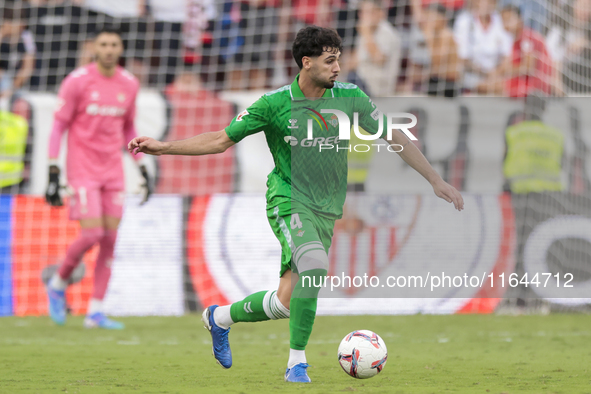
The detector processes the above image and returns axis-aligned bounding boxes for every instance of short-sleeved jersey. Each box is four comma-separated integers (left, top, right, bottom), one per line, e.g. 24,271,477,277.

54,63,140,181
225,75,385,219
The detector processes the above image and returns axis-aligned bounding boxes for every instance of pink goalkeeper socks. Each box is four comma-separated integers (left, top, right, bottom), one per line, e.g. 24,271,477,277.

92,229,117,300
58,227,104,280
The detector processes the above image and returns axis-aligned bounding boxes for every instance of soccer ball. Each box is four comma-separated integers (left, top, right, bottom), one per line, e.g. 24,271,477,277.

338,330,388,379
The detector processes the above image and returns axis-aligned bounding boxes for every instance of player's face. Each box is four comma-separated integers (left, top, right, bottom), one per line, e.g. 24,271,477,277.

94,33,123,70
308,48,341,89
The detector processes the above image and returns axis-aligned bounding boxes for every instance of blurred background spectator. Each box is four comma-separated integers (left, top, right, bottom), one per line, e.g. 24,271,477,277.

214,0,281,90
0,1,36,100
453,0,513,93
499,0,548,33
478,4,552,96
405,0,460,97
0,0,590,97
343,0,401,96
546,0,591,94
273,0,338,87
147,0,186,86
28,0,83,89
183,0,217,66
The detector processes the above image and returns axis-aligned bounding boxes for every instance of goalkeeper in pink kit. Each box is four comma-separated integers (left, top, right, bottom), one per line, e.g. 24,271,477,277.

45,26,151,329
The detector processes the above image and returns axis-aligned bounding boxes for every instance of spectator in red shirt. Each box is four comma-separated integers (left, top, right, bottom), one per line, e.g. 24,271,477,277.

478,5,552,97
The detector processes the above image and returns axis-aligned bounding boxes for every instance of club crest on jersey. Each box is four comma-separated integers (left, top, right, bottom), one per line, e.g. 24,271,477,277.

117,93,126,103
329,114,338,127
288,119,299,129
91,91,100,101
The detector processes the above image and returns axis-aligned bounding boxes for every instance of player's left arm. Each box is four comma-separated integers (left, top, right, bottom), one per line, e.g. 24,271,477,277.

355,89,464,211
386,131,464,211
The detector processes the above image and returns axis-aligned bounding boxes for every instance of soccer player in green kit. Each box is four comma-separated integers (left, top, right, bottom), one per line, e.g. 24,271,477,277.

128,26,464,383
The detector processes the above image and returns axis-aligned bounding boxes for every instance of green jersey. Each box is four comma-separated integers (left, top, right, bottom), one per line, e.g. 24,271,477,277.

225,75,385,219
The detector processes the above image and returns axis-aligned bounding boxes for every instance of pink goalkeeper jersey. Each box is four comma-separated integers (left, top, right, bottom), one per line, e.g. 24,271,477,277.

54,63,140,182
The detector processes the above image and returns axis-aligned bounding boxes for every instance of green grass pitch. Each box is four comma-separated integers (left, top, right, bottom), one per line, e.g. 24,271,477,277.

1,314,590,393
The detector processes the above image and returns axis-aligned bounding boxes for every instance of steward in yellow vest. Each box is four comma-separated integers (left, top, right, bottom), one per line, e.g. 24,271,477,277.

503,96,564,194
0,111,28,188
347,128,375,192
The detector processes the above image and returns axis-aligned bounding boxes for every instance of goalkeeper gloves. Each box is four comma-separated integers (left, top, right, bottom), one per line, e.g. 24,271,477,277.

45,165,63,207
139,164,152,205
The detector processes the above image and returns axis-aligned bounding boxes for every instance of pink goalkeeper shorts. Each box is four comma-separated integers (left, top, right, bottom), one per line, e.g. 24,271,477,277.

68,177,125,221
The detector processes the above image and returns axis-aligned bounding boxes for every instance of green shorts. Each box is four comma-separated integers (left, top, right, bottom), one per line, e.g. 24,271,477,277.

267,201,335,277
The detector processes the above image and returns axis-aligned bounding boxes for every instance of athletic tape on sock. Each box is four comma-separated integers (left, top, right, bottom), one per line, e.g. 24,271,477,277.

263,290,290,320
294,247,329,273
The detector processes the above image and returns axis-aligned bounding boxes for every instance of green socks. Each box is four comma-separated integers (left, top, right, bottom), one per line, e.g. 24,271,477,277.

230,290,290,323
226,268,327,351
289,268,327,350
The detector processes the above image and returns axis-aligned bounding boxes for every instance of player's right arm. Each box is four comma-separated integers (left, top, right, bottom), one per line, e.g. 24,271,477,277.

129,130,235,156
129,96,269,157
46,72,82,206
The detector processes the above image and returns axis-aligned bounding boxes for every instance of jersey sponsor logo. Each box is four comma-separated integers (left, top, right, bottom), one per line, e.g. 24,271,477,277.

86,103,127,117
284,135,340,147
236,109,249,121
284,136,298,146
288,119,299,129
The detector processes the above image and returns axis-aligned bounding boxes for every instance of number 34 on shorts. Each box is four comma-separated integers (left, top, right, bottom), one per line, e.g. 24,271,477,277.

267,203,334,275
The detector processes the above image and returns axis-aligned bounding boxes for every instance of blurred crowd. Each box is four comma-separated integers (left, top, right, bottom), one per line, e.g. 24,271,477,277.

1,0,591,97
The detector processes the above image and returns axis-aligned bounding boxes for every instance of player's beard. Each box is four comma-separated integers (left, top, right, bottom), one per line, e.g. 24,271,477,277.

311,71,335,89
97,54,119,71
98,60,117,70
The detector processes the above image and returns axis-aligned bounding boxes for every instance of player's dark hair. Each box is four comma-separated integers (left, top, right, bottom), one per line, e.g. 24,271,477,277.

292,26,343,70
94,25,123,40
